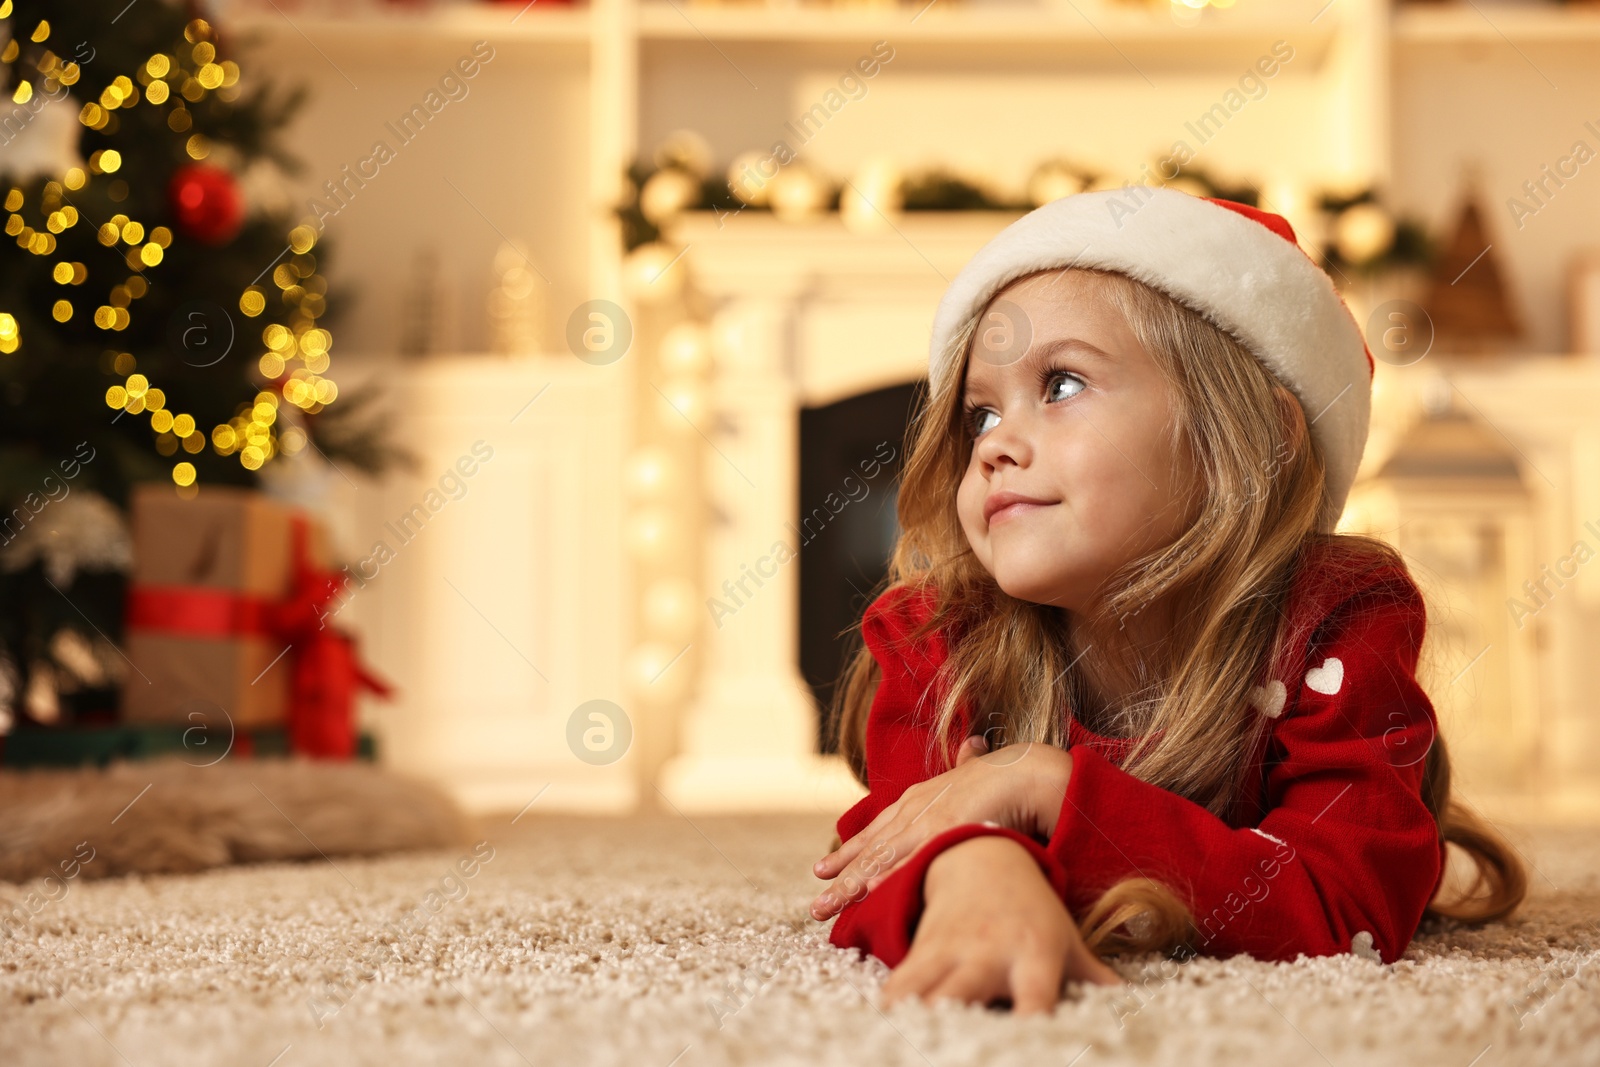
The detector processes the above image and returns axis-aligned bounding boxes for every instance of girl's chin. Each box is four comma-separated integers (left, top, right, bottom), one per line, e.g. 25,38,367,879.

990,566,1076,608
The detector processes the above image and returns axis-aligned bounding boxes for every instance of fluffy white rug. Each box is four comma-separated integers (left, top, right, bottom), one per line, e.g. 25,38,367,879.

2,809,1597,1066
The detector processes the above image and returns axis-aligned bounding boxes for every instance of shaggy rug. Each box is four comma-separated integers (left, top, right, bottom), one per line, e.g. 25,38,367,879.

2,808,1597,1066
0,756,470,883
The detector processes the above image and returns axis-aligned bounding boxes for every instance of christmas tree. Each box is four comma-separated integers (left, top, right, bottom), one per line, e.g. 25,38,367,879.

0,0,399,728
1422,183,1522,353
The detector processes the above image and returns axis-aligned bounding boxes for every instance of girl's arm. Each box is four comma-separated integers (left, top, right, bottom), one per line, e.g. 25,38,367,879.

828,568,1445,968
826,583,968,851
825,583,1070,962
1036,569,1445,964
879,834,1121,1011
811,735,1071,920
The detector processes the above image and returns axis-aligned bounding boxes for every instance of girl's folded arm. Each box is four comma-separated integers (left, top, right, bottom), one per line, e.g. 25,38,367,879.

829,819,1067,969
1037,573,1443,965
828,585,1032,967
830,573,1445,969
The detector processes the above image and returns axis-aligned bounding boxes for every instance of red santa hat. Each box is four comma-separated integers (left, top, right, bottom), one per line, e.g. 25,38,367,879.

928,186,1374,533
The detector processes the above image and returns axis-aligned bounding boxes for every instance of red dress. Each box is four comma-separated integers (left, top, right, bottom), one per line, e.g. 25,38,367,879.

827,538,1448,967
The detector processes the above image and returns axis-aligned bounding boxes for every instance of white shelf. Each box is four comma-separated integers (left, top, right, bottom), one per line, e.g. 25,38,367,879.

636,2,1338,65
1393,3,1600,44
230,2,1600,51
229,6,592,51
232,2,1339,62
638,2,1331,38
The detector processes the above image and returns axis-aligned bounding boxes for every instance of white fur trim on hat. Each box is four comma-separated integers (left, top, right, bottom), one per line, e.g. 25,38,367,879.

928,186,1373,532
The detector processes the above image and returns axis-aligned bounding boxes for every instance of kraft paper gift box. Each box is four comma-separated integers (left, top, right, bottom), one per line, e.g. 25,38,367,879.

119,483,332,729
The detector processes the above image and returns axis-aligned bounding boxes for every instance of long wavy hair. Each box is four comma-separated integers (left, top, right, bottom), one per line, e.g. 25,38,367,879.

828,266,1526,958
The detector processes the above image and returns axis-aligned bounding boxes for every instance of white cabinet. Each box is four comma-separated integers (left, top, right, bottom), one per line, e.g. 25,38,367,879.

327,355,636,813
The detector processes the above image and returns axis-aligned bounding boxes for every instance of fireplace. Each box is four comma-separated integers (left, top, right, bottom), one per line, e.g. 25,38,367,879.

798,382,918,752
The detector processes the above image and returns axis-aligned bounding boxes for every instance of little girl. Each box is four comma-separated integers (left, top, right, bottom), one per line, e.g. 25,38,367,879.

807,187,1527,1014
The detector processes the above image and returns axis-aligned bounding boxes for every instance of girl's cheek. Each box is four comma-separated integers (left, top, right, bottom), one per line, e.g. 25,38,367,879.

955,477,983,524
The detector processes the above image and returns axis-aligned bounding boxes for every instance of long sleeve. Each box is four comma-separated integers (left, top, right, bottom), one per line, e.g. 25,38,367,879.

828,560,1447,969
831,583,962,846
829,584,1065,964
1040,569,1445,965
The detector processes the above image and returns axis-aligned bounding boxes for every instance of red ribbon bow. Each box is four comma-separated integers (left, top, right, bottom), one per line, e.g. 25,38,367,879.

125,512,394,758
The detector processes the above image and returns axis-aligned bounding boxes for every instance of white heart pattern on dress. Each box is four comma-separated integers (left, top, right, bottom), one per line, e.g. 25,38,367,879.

1305,657,1344,695
1247,679,1287,718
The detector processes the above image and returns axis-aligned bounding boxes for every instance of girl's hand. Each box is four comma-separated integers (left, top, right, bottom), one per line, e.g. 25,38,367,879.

880,835,1122,1013
810,738,1072,922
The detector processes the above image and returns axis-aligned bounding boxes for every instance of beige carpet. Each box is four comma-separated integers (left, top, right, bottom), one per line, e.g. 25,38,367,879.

3,809,1598,1066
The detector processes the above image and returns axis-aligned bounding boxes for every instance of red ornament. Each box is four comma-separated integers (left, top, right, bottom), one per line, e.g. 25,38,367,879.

168,163,244,245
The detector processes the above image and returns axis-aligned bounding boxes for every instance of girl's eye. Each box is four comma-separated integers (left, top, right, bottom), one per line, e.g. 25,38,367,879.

1044,370,1086,403
967,407,1000,438
962,369,1086,438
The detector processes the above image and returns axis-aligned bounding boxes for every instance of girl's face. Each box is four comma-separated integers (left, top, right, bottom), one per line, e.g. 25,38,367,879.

955,270,1199,615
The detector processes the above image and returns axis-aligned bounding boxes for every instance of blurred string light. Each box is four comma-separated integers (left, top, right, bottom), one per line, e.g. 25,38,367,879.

227,219,335,473
2,10,338,488
1170,0,1236,23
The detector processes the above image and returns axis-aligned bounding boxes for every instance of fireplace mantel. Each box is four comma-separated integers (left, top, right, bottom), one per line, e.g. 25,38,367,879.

669,211,1022,406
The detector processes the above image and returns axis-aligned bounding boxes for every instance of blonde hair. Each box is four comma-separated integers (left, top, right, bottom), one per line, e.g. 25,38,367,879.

829,267,1525,958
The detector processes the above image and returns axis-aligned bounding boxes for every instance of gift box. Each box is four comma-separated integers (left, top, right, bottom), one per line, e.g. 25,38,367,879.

119,483,391,757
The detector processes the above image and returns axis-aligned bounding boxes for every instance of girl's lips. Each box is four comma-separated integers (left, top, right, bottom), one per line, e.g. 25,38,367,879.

983,491,1057,523
989,501,1053,525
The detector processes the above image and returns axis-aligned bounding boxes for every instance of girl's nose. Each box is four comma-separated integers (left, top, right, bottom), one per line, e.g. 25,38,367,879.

974,410,1032,469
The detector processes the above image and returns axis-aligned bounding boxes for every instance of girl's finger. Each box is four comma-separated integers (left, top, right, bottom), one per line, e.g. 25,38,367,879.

810,878,861,920
811,894,855,922
1064,945,1124,987
814,834,867,878
1008,951,1066,1016
955,734,989,767
811,862,873,919
857,819,934,891
812,832,905,919
881,952,957,1010
818,807,915,899
860,869,900,896
926,961,1005,1008
812,853,880,917
814,796,906,876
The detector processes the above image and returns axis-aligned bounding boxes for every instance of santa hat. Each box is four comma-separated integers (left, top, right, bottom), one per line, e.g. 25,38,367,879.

928,186,1374,533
